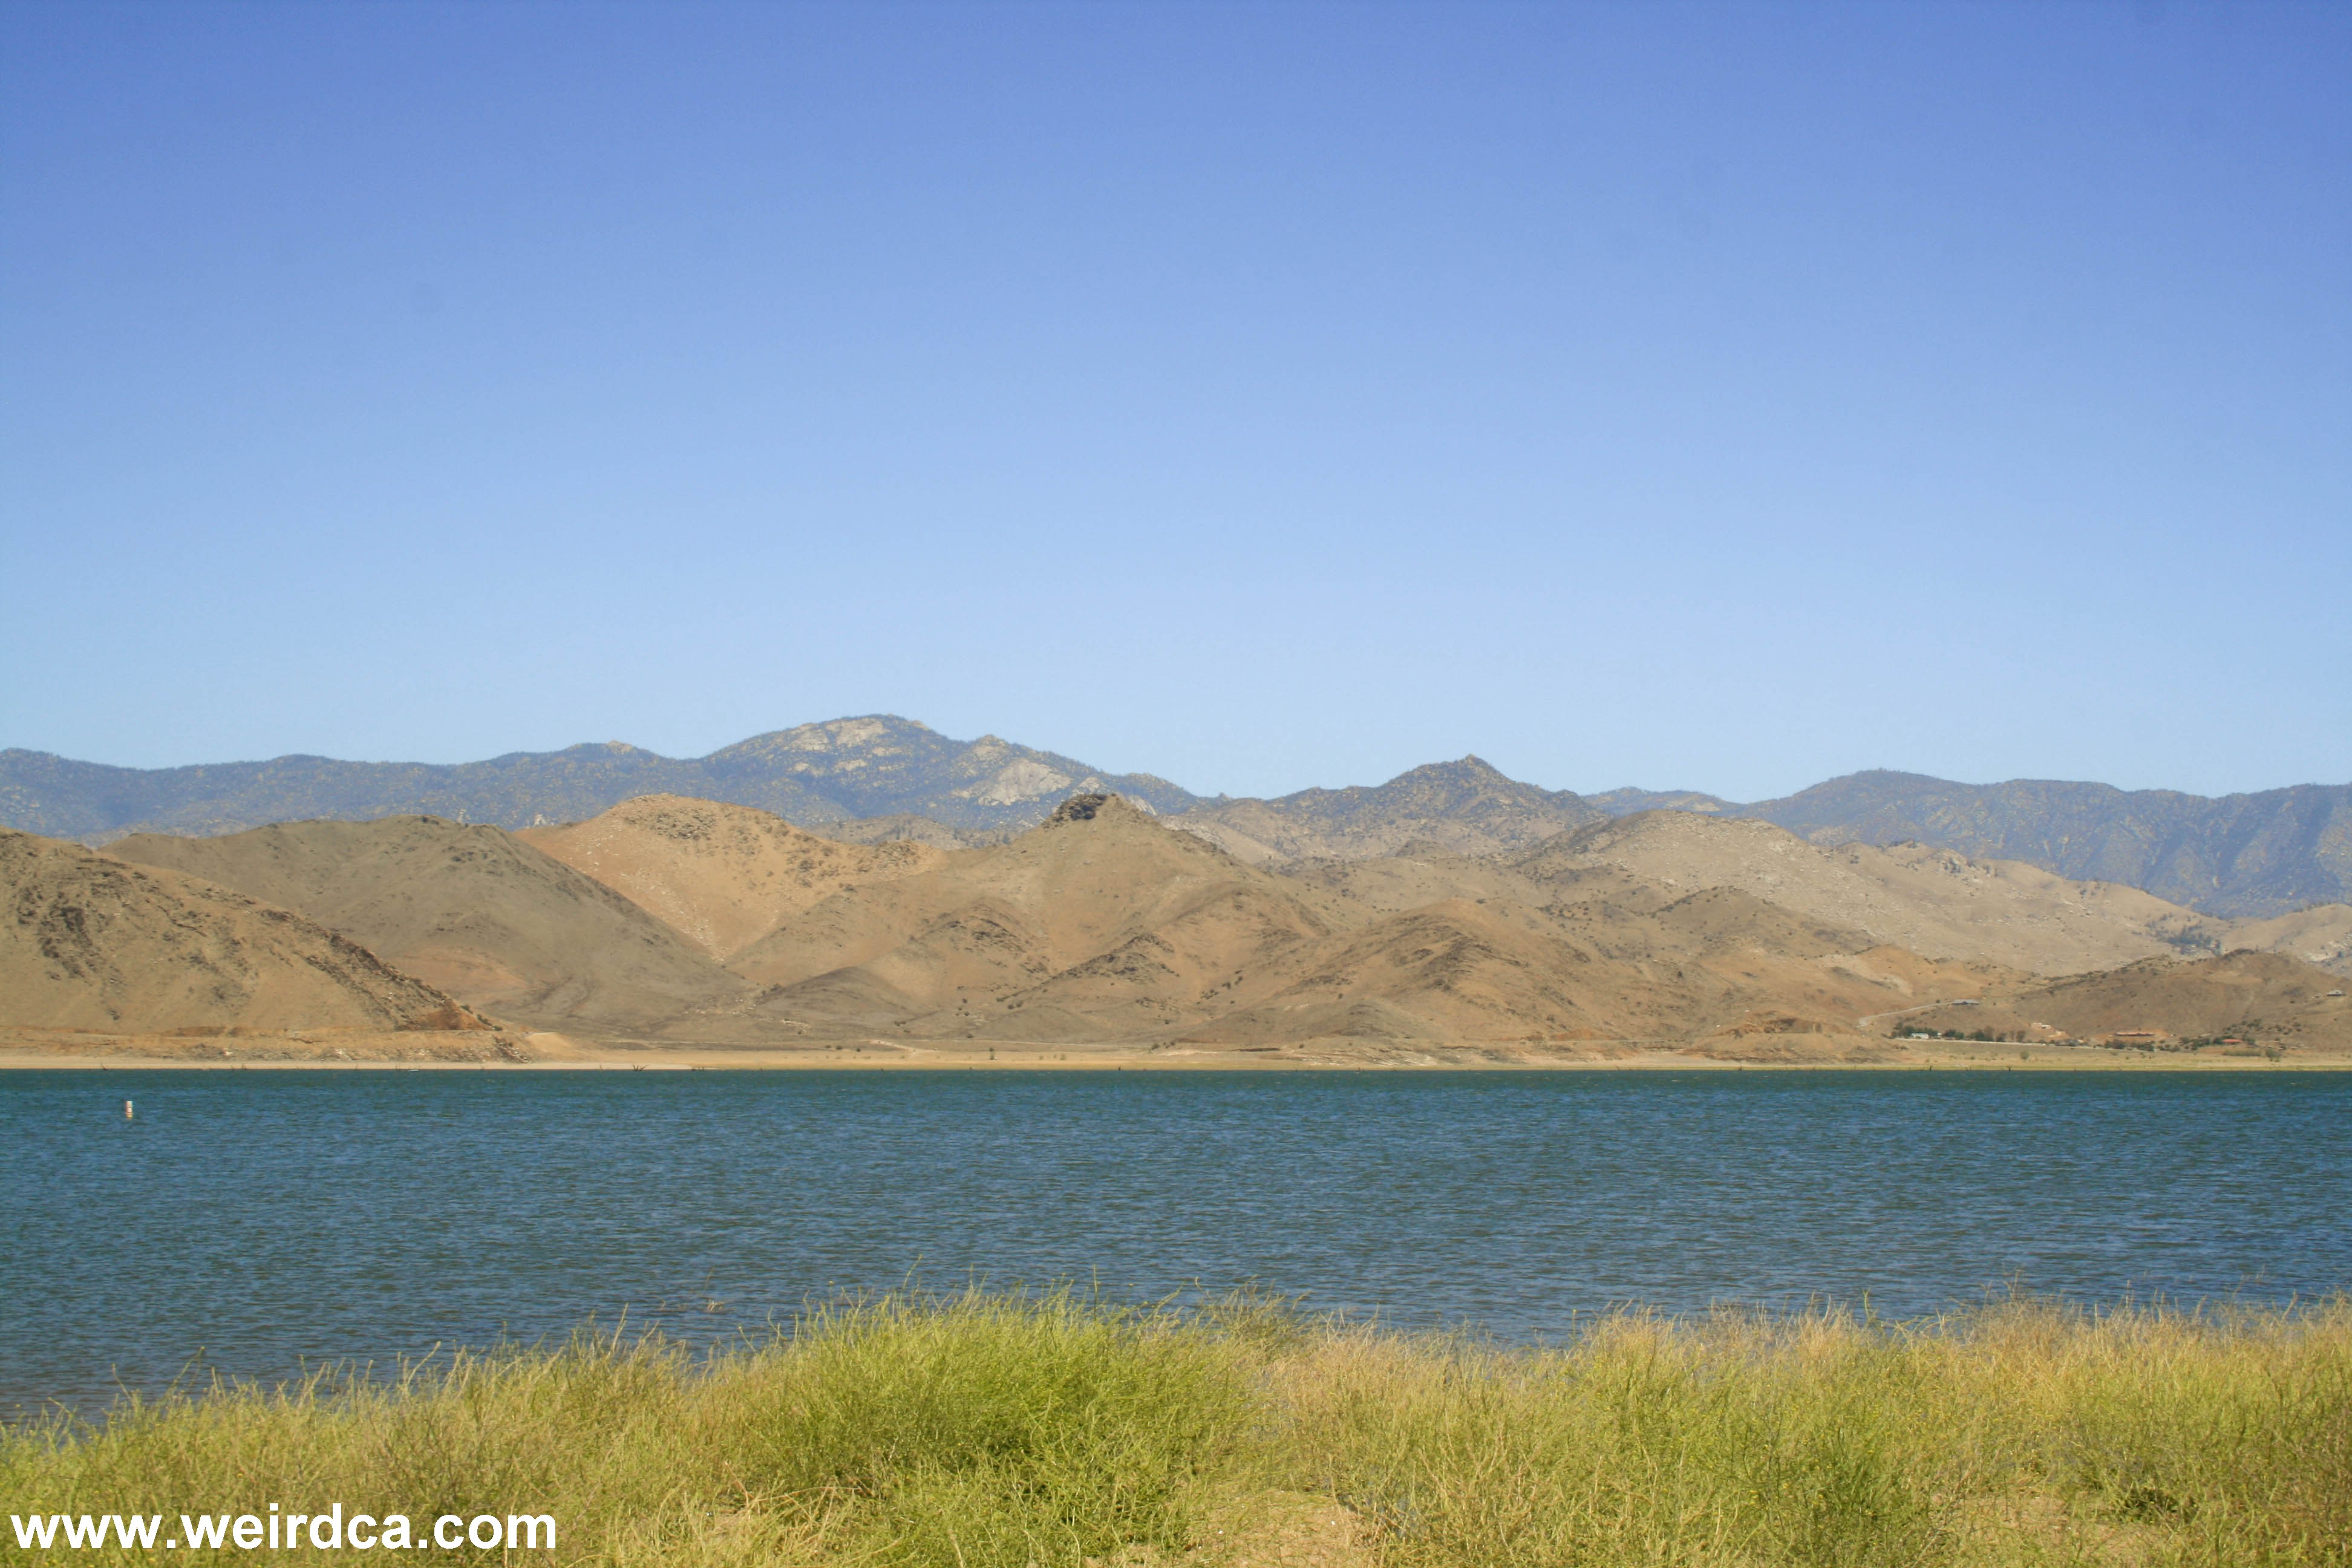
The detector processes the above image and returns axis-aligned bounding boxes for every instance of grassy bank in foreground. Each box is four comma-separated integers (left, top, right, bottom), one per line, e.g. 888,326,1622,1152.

5,1295,2347,1568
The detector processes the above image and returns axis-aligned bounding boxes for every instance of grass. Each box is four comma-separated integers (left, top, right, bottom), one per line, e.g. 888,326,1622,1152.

4,1290,2347,1568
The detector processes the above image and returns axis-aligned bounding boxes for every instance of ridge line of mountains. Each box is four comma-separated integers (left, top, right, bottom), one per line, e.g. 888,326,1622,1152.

4,713,2348,918
7,788,2347,1060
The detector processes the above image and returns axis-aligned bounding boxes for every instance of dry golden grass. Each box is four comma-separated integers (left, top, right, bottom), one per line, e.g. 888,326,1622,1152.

5,1292,2346,1567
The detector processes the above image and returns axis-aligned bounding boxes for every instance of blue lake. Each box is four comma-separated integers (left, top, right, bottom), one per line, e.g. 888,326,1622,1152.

5,1068,2347,1416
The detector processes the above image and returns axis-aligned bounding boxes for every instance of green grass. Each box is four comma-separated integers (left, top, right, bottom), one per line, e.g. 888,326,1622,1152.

5,1291,2347,1567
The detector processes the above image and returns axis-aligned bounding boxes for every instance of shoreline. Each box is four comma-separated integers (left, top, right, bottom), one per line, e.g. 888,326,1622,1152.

3,1026,2344,1073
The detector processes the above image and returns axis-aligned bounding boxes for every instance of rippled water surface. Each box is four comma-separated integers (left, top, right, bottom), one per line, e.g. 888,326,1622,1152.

6,1068,2347,1412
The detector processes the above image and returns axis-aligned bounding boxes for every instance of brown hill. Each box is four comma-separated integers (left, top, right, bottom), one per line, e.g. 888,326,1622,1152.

1184,898,1697,1046
2218,904,2352,978
518,794,944,959
1170,758,1603,865
1561,886,2019,1039
1898,951,2351,1054
68,787,2338,1059
105,817,757,1033
1181,884,2010,1050
1508,811,2319,976
1276,849,1563,913
714,794,2005,1051
730,794,1348,1040
2,828,467,1033
806,815,1014,851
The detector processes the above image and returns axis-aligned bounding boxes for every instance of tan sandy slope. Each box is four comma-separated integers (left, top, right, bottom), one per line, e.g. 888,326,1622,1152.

105,817,759,1033
2,829,468,1033
519,794,944,959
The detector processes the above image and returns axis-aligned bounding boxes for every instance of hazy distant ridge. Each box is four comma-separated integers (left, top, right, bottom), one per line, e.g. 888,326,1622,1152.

1738,771,2352,919
1169,762,2351,918
0,717,1200,842
3,720,2345,917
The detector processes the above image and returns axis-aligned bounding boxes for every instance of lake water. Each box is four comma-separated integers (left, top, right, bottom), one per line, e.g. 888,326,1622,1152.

6,1068,2348,1416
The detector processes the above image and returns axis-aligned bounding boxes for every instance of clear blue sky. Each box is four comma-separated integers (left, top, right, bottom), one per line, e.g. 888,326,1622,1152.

4,1,2345,802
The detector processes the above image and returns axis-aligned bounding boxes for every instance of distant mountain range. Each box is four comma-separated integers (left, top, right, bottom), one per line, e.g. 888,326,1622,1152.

1740,771,2352,920
2,717,2345,918
1184,760,2352,918
0,717,1199,841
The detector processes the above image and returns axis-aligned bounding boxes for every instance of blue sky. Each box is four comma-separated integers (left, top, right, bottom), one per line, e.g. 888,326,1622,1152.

3,1,2345,802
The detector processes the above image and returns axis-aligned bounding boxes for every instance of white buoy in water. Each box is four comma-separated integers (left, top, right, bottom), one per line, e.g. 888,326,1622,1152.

123,1099,134,1120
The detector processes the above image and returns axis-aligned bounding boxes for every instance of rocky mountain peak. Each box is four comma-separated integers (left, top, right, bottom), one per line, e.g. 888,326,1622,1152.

1050,793,1112,825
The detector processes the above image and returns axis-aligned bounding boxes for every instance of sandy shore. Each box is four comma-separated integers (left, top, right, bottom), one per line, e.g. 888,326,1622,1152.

2,1024,2343,1071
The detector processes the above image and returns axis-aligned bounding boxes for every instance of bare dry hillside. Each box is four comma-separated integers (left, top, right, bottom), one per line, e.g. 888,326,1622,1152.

1508,812,2343,976
701,795,2003,1051
520,794,944,959
2,829,468,1033
728,795,1347,1040
2217,904,2352,977
1171,758,1602,864
55,788,2350,1059
105,817,758,1033
1901,952,2351,1053
1189,881,2012,1051
808,815,1013,851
